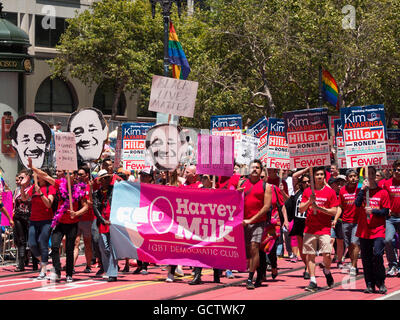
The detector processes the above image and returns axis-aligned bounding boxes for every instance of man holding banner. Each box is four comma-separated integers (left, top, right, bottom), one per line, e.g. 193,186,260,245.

238,159,272,290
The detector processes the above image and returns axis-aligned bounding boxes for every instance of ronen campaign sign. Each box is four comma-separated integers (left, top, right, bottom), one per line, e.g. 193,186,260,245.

264,118,290,169
210,115,242,160
283,108,330,169
109,181,246,271
334,118,346,169
340,104,387,168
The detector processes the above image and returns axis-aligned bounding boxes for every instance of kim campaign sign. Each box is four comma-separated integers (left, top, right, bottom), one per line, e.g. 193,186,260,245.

264,118,290,169
122,122,154,171
334,118,346,169
248,116,268,139
109,181,246,271
340,104,387,168
283,108,330,169
210,115,242,159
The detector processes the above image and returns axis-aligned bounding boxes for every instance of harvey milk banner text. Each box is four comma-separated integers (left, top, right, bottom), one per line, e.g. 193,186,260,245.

283,108,330,168
340,104,387,168
109,182,246,271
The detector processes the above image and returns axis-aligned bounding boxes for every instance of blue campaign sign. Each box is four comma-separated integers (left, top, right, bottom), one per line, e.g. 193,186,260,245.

248,116,268,138
122,122,155,140
283,108,330,135
340,104,387,168
334,118,343,138
210,114,242,132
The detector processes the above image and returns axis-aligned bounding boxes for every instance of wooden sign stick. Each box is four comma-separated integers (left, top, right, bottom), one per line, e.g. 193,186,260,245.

365,166,370,219
309,167,317,215
67,171,73,211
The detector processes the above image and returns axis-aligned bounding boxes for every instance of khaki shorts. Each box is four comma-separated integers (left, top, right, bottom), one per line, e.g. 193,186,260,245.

302,233,331,255
244,221,266,258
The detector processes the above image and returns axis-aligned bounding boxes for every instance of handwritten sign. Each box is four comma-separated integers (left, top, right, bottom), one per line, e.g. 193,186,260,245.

55,132,78,171
148,75,198,118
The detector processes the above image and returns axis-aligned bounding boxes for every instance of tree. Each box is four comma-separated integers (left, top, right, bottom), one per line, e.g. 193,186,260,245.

49,0,163,119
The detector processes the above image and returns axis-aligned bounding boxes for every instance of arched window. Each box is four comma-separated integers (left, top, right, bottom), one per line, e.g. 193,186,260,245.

93,84,126,116
35,77,76,113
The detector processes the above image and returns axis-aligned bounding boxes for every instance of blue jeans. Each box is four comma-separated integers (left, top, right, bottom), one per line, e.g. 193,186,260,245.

384,216,400,268
99,232,118,277
28,220,52,263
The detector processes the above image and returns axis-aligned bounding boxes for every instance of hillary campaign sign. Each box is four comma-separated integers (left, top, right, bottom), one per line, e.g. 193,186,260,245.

340,105,387,168
283,108,330,169
384,129,400,169
334,119,346,169
109,181,246,271
263,118,290,169
248,116,268,139
197,134,234,176
210,115,242,159
122,123,154,171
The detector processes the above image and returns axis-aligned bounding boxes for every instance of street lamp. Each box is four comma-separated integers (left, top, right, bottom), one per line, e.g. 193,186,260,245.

149,0,183,77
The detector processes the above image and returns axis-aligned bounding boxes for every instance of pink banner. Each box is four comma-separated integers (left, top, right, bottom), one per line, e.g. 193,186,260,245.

110,182,246,271
196,134,234,176
1,191,13,226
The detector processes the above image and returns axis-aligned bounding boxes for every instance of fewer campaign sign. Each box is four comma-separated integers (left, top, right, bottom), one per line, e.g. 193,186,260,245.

122,123,154,171
383,129,400,169
341,104,387,168
264,118,290,169
210,114,242,159
283,108,330,168
110,181,246,271
334,118,346,169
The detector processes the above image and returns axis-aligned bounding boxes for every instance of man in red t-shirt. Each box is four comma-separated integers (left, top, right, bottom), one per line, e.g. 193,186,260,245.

333,169,360,276
300,166,338,292
237,159,272,289
383,159,400,277
181,165,201,188
355,166,390,294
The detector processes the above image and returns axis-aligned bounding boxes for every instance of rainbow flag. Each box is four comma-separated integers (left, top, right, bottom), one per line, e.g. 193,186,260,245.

322,68,339,110
0,171,5,193
168,21,190,80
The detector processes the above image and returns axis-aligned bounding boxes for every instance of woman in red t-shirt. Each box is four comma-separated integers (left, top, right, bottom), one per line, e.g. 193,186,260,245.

21,171,55,280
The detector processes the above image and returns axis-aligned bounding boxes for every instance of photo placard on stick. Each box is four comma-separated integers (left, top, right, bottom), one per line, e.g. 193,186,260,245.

55,132,78,171
148,75,198,118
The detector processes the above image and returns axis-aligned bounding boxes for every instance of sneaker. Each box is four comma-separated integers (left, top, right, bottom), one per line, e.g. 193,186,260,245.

36,272,47,281
66,276,73,283
95,269,104,277
290,256,298,263
174,267,184,277
47,272,61,282
364,285,376,294
337,262,344,269
226,270,235,279
349,267,357,277
246,279,255,290
303,271,311,280
83,266,91,273
102,275,109,279
165,273,174,283
289,253,295,259
107,276,117,282
133,267,143,274
378,284,387,294
387,266,398,277
324,271,334,288
305,281,318,292
141,269,149,275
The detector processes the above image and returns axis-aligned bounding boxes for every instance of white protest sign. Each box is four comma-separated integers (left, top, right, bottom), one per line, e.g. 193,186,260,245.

148,75,198,118
55,132,78,171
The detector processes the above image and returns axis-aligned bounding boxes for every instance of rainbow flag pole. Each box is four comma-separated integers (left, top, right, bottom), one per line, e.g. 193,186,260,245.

319,65,340,111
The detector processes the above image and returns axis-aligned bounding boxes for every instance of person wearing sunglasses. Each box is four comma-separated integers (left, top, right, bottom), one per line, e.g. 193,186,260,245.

383,160,400,278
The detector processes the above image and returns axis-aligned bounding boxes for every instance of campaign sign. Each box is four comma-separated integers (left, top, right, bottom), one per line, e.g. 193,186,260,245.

340,104,387,168
110,181,246,271
383,129,400,169
148,75,198,118
248,116,269,139
210,115,242,159
264,118,290,169
334,118,346,169
197,134,234,176
236,134,259,167
122,123,154,171
55,132,78,171
283,108,330,169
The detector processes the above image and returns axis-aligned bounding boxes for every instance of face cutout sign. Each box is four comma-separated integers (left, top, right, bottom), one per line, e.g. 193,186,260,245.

10,115,52,169
145,124,187,171
67,107,109,161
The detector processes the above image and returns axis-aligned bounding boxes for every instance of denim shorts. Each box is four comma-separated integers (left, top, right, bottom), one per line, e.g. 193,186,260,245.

342,222,359,247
